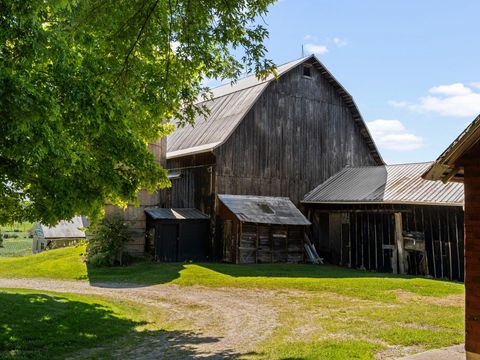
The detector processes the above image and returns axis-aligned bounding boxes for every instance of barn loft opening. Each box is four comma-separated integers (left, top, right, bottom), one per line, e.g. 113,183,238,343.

257,202,275,214
303,65,312,78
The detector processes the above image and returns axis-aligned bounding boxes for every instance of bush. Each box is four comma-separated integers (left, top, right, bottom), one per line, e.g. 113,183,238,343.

87,217,132,267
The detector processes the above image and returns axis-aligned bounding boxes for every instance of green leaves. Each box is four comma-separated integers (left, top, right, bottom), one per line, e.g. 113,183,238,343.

0,0,275,225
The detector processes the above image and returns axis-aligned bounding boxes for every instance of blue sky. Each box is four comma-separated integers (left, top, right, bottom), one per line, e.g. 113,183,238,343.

254,0,480,164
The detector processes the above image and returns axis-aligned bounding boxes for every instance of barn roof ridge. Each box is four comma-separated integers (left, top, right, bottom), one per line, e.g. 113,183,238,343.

344,161,434,169
167,55,383,164
201,55,312,99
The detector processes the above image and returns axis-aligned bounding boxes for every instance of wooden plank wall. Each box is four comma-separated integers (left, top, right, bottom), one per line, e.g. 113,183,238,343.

214,60,379,206
160,152,216,213
308,204,464,281
237,223,304,264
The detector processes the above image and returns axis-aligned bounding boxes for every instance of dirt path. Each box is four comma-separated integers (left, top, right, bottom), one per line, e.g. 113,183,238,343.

0,278,278,359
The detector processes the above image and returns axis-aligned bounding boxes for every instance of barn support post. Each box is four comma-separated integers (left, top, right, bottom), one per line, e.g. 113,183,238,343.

394,212,406,274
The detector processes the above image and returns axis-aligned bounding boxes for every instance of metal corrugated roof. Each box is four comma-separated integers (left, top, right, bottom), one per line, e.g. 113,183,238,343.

303,162,464,206
167,83,268,157
218,194,311,225
166,55,383,164
38,216,87,239
145,208,209,220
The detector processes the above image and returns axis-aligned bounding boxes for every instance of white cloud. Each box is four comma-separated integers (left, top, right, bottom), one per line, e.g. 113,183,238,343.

366,119,425,151
390,82,480,118
304,43,328,55
470,82,480,89
332,37,348,47
429,83,472,96
303,34,315,41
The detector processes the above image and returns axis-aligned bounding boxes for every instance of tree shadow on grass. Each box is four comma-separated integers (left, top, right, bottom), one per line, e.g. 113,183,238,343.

85,261,186,288
85,258,450,289
195,262,417,280
0,291,250,360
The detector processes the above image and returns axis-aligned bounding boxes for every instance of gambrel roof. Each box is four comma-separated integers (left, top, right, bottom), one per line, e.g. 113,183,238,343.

167,55,383,164
303,162,464,206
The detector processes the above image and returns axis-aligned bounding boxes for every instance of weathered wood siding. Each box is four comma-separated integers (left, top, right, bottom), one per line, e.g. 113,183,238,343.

214,60,378,206
160,153,216,214
218,201,305,264
308,204,464,281
459,141,480,355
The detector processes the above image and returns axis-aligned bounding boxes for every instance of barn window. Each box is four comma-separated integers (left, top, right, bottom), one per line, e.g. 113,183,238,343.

257,202,275,214
303,65,312,78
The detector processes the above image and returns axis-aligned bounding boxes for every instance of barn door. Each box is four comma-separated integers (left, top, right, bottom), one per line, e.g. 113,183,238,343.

156,224,179,261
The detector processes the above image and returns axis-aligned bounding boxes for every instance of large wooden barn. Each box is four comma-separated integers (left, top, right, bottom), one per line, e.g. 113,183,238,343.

423,115,480,359
157,55,384,259
303,162,464,280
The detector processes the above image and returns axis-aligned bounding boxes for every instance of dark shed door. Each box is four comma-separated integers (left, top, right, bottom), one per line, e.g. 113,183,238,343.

156,224,178,261
178,221,209,261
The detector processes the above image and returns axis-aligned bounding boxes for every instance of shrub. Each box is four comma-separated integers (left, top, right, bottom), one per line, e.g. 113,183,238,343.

87,217,132,267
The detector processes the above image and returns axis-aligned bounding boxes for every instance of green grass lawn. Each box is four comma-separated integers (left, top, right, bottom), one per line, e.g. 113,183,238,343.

0,288,161,360
0,245,466,359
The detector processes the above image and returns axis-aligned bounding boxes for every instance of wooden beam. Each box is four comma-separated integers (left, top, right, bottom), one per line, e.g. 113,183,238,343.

395,212,406,274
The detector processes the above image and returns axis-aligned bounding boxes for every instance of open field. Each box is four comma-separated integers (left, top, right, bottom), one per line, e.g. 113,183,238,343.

0,246,465,359
0,223,34,258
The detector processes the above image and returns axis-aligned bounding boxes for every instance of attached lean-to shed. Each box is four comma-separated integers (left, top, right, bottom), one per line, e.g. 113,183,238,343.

303,162,465,280
145,208,210,262
32,216,87,253
218,195,311,264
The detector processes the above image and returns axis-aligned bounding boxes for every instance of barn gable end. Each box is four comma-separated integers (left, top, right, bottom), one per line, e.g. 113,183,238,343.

214,56,381,205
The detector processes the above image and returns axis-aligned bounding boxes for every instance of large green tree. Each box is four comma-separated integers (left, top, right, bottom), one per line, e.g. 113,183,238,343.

0,0,275,225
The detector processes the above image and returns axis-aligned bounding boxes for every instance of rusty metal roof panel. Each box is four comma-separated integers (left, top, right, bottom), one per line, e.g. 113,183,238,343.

145,208,209,220
303,162,464,206
218,194,311,225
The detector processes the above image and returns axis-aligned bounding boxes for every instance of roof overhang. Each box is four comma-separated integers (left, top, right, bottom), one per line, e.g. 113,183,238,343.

423,114,480,183
166,142,220,159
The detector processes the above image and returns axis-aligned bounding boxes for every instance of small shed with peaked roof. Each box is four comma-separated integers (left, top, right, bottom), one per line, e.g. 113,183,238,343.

302,162,464,281
145,208,210,262
217,194,310,264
